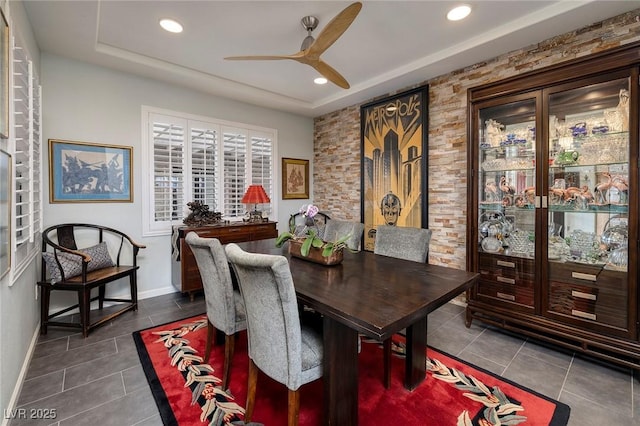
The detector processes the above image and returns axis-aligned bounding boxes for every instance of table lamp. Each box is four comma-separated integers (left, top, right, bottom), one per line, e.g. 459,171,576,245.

241,184,270,222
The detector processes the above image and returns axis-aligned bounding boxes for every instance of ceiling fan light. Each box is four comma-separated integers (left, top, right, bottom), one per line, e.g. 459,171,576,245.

447,5,471,21
159,18,183,33
314,77,328,85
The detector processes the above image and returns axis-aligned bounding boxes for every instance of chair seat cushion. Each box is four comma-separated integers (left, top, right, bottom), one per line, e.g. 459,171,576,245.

42,242,115,282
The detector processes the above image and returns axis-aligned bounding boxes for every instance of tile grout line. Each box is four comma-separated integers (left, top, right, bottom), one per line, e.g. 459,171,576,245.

501,337,527,376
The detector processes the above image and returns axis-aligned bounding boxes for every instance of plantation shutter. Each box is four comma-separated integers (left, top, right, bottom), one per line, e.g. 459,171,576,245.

143,107,277,236
30,61,42,240
10,37,42,276
222,128,247,217
152,114,186,223
189,122,218,211
250,132,273,216
13,44,30,245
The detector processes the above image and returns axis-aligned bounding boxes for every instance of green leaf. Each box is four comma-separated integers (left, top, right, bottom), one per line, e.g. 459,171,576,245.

275,232,294,247
322,244,334,257
311,236,324,248
301,236,313,256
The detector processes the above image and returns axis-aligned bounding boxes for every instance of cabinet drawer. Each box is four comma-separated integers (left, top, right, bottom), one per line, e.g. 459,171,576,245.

476,278,535,308
548,261,627,292
250,224,278,240
548,261,602,285
479,254,535,281
479,269,534,288
548,281,627,328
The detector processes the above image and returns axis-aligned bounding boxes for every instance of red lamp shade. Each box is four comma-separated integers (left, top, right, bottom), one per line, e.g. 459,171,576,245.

241,185,270,204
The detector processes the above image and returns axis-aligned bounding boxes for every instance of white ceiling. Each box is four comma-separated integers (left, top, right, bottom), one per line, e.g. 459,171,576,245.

22,1,640,117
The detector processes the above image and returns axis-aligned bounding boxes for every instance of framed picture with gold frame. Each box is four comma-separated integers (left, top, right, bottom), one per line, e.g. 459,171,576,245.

49,139,133,203
282,157,309,199
0,8,9,139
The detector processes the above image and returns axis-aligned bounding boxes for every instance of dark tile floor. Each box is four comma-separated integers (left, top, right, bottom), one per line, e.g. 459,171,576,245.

7,292,639,425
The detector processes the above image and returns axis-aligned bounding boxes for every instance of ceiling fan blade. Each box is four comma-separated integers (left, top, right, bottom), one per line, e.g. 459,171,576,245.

224,53,303,61
306,2,362,57
309,59,350,89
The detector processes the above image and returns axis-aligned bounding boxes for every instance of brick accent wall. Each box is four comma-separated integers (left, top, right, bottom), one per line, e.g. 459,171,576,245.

313,9,640,270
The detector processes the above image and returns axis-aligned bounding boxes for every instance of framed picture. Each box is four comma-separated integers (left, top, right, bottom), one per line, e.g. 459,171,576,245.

0,8,8,139
282,157,309,199
0,150,10,279
49,139,133,203
360,86,429,251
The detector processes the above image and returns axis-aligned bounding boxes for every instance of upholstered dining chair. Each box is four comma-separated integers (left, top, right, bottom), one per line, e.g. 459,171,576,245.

374,225,432,388
184,232,247,391
323,219,365,251
225,243,323,426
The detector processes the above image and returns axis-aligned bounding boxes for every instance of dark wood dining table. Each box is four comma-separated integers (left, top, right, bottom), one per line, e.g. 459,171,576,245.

236,238,479,425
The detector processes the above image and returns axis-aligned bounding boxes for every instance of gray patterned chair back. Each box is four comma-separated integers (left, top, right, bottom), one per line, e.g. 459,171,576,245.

225,243,323,391
185,233,246,336
324,219,365,251
374,225,432,263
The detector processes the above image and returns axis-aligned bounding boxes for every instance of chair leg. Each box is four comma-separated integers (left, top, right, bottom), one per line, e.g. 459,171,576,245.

287,388,300,426
78,289,91,338
222,333,235,390
383,338,392,389
204,321,215,363
39,285,50,335
98,285,106,309
130,271,138,311
245,359,258,423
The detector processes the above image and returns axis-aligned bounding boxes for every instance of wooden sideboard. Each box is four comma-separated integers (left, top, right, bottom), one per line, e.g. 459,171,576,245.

171,221,278,300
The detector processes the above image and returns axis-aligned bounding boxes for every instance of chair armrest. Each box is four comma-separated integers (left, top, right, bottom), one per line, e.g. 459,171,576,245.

44,243,91,263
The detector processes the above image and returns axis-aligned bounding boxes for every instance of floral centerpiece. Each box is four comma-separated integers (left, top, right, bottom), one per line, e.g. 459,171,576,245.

275,204,351,265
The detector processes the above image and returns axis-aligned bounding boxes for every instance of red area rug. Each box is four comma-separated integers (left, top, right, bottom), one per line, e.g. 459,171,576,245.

133,315,570,425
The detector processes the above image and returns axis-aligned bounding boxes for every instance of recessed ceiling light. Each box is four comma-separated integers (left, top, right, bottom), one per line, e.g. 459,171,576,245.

314,77,328,85
160,18,183,33
447,5,471,21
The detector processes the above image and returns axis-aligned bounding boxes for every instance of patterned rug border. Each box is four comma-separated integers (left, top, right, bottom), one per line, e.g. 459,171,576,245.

132,315,203,426
133,314,571,426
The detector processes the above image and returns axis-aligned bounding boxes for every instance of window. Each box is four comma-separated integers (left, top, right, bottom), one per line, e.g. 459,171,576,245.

10,39,42,280
142,107,276,236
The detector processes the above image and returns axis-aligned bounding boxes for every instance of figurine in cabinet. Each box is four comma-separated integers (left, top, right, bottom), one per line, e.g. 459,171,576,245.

604,88,629,132
593,171,613,204
485,119,504,147
485,180,498,202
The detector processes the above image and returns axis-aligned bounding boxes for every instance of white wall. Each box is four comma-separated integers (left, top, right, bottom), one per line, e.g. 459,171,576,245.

41,53,315,299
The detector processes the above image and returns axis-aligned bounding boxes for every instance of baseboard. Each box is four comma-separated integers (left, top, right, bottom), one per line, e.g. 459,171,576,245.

1,324,40,426
137,285,178,300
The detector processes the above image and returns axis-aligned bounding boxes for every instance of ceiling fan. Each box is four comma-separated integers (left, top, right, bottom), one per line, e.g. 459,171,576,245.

224,2,362,89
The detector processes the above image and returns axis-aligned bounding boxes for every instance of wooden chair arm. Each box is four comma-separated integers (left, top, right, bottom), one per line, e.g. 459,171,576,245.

45,243,92,263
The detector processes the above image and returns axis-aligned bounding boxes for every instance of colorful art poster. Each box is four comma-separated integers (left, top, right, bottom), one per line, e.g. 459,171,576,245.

360,86,428,251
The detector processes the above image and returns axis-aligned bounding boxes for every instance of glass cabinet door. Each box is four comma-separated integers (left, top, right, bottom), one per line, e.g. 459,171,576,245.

546,76,630,329
478,99,537,257
476,98,537,308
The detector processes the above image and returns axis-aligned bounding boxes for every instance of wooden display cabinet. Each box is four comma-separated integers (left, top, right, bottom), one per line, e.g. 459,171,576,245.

466,42,640,371
171,221,278,300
